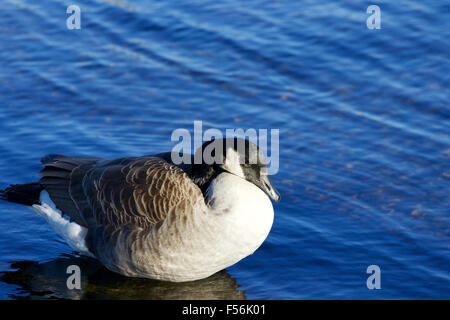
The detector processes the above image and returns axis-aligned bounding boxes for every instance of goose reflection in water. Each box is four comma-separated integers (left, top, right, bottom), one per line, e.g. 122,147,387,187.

0,254,246,300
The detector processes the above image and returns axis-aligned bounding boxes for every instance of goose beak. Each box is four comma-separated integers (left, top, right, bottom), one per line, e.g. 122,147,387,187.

257,175,281,202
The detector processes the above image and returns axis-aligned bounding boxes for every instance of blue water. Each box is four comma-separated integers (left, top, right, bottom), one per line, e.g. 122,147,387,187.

0,0,448,299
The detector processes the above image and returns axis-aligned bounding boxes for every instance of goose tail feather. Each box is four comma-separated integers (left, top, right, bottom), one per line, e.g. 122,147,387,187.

0,182,43,206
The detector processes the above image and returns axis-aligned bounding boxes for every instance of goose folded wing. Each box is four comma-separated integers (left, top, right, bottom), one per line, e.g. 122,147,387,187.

38,156,204,230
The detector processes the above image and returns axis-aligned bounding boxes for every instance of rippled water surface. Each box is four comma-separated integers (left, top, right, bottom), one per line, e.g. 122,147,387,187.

0,0,448,299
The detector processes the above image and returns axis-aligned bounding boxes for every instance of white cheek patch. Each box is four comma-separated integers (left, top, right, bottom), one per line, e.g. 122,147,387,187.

222,148,244,178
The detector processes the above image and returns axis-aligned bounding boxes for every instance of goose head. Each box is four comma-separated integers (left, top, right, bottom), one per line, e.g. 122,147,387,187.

192,138,280,202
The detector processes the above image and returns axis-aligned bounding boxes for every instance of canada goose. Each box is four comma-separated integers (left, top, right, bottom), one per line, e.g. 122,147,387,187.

0,138,280,282
0,256,246,299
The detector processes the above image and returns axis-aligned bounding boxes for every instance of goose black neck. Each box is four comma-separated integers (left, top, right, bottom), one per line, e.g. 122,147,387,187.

190,163,224,195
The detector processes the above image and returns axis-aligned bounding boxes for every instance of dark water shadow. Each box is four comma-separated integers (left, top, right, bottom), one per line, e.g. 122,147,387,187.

0,254,246,300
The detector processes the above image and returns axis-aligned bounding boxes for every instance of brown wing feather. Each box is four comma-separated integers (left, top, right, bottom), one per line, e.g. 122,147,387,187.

38,155,204,231
38,155,103,226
